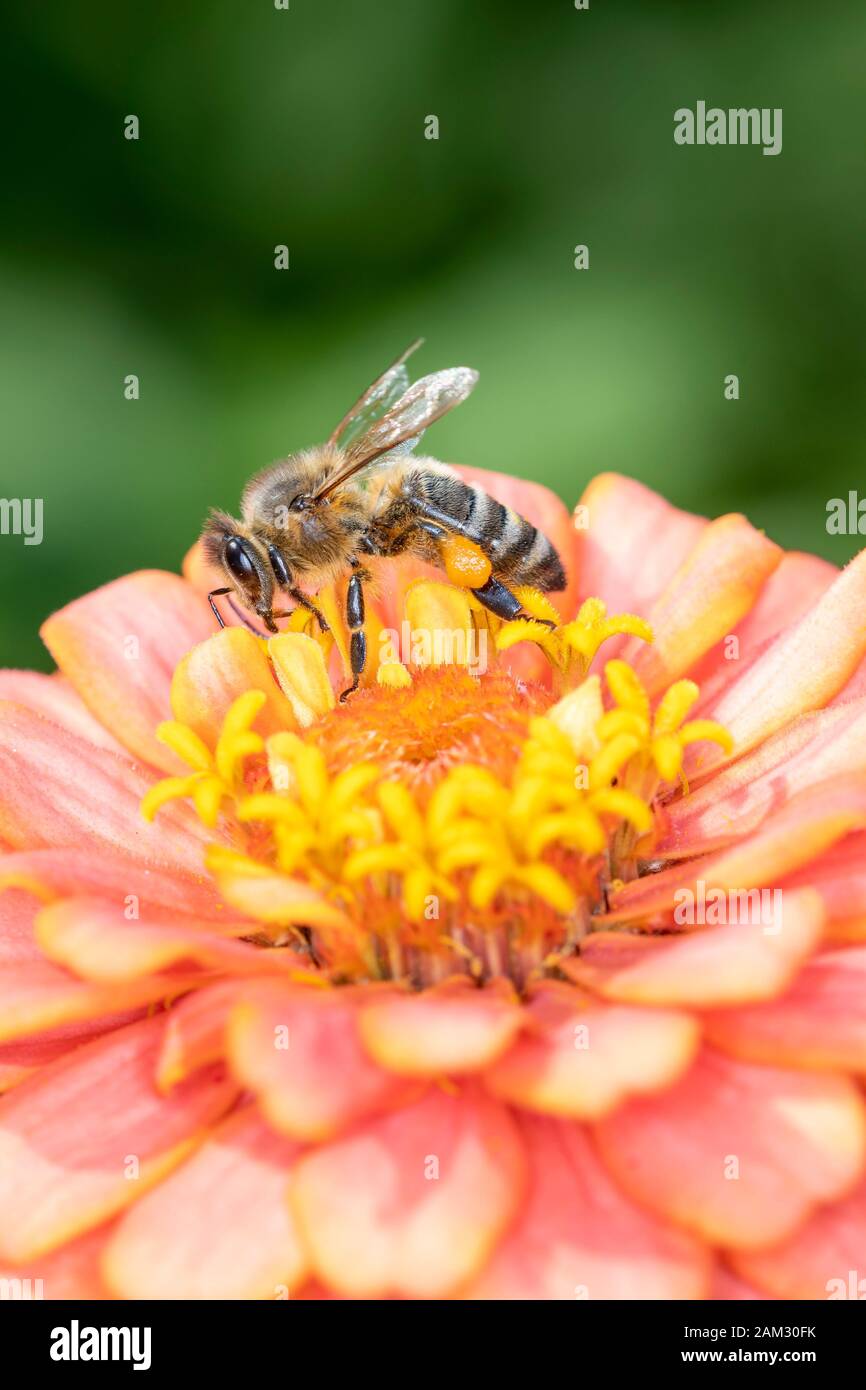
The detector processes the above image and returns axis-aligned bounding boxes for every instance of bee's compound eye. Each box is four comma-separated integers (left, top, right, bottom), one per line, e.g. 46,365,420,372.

224,537,256,582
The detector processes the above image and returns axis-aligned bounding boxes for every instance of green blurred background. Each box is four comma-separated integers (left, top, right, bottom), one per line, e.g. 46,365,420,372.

2,0,864,669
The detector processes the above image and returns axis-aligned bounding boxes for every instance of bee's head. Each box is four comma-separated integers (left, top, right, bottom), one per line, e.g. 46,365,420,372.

202,511,291,633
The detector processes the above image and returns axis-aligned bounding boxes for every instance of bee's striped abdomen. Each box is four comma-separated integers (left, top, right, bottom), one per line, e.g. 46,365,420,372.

417,469,566,593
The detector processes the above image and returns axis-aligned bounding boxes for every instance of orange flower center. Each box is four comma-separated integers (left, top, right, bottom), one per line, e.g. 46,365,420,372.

307,667,550,794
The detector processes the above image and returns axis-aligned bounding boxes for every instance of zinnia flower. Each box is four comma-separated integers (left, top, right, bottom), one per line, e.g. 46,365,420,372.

1,467,865,1301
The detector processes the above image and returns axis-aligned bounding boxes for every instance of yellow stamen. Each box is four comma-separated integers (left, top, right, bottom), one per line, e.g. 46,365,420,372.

377,660,412,689
269,632,336,727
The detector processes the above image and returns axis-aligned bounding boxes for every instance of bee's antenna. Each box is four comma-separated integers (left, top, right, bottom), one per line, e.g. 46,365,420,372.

208,587,269,637
208,588,230,628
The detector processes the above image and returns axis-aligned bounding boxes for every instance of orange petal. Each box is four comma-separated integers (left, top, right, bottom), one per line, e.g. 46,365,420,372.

694,547,866,773
358,979,523,1076
573,474,706,634
611,774,866,921
289,1083,526,1298
622,514,781,695
0,1221,118,1299
0,671,127,755
40,571,216,773
704,946,866,1073
33,897,288,983
483,981,698,1118
595,1047,866,1250
568,890,823,1008
0,702,224,875
465,1115,708,1299
0,1015,239,1261
226,984,413,1141
170,627,296,745
103,1105,307,1299
731,1176,866,1300
657,699,866,858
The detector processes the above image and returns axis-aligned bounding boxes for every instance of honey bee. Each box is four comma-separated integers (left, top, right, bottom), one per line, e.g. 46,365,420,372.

203,340,566,699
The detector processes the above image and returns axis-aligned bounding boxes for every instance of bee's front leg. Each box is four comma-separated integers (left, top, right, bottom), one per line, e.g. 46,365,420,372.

339,561,369,702
269,589,331,635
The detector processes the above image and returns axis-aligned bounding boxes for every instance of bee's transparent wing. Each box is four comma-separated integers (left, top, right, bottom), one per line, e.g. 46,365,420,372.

347,367,478,464
328,339,423,450
314,365,479,500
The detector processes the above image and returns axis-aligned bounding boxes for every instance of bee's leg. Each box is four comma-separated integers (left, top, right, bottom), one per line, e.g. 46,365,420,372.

339,562,369,702
269,589,331,635
401,501,558,631
468,577,556,630
208,588,232,628
468,575,524,622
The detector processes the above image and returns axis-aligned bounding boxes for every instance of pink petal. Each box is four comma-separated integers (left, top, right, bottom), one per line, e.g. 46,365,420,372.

568,889,823,1008
780,831,866,942
0,702,227,874
0,1222,117,1299
0,1015,239,1261
289,1083,526,1297
483,981,698,1118
0,671,127,755
226,984,415,1141
466,1115,708,1299
0,957,199,1044
41,571,216,773
103,1105,307,1299
33,896,291,983
595,1047,866,1250
657,699,866,858
0,1015,145,1095
704,946,866,1073
0,887,42,966
691,547,866,775
573,474,706,625
731,1176,866,1300
357,979,523,1076
621,514,782,695
0,846,227,921
611,774,866,921
710,1264,770,1301
688,552,836,704
156,982,246,1089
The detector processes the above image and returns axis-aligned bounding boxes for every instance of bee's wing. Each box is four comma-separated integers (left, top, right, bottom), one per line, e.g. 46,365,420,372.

327,339,424,450
315,366,478,500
